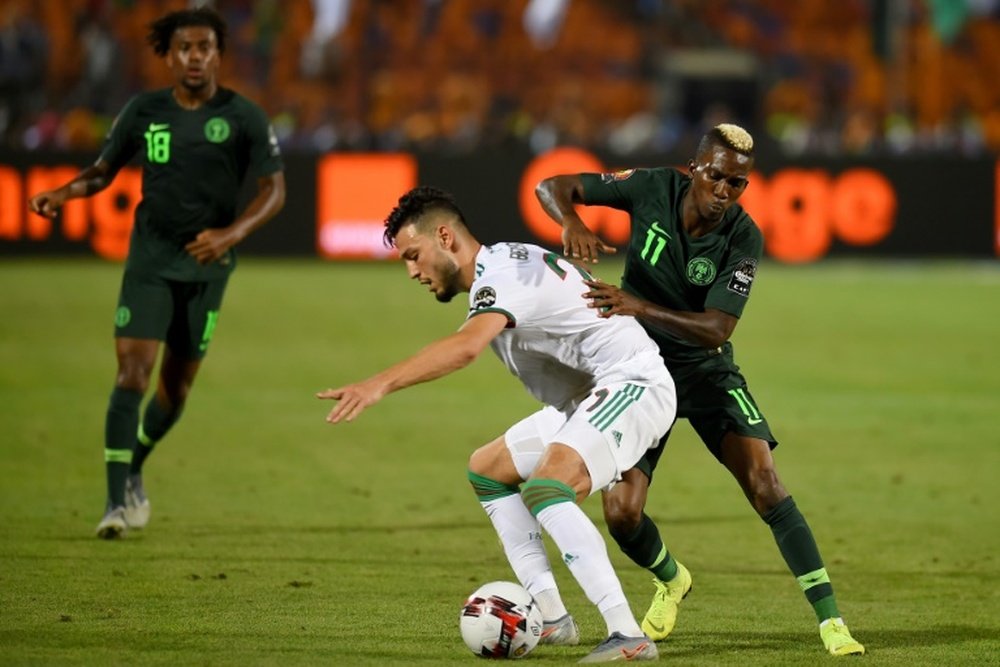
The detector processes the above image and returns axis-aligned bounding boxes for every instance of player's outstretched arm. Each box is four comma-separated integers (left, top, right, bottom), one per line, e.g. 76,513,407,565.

317,312,507,424
28,160,114,218
583,279,738,349
535,174,616,264
186,171,286,264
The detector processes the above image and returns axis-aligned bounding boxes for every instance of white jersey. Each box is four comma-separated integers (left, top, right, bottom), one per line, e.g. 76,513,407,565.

467,242,671,411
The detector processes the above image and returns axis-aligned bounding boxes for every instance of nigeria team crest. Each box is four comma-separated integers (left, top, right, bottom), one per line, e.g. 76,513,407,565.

204,117,231,143
686,257,716,285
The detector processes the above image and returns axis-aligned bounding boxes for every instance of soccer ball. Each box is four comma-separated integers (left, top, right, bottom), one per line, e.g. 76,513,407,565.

459,581,543,659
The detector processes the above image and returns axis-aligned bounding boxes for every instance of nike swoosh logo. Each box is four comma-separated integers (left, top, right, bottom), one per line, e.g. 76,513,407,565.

748,417,763,425
148,123,170,132
651,221,671,238
621,641,650,659
646,621,665,633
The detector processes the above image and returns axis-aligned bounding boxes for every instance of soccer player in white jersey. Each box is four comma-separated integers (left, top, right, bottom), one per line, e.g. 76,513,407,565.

318,186,676,663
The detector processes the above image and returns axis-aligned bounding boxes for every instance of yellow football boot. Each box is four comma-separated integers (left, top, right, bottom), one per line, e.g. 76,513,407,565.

640,561,692,641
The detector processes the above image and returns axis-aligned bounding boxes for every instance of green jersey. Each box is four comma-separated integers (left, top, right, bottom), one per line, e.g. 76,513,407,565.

581,167,762,363
100,87,283,281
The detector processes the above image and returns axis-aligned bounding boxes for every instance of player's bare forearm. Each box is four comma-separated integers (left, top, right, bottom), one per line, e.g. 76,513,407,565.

536,175,615,263
186,172,285,264
66,166,113,197
374,334,482,394
28,163,112,217
317,315,505,424
637,306,737,349
225,171,286,244
535,175,585,224
317,334,482,423
583,279,736,349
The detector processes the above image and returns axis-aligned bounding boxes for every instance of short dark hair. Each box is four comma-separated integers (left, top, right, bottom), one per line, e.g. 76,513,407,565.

383,186,467,248
147,7,228,57
696,123,755,160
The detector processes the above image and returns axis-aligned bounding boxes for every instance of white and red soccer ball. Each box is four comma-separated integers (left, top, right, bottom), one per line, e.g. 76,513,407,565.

459,581,543,659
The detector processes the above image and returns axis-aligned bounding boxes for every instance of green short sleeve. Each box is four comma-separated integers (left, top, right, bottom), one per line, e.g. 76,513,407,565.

99,95,142,174
244,103,283,177
704,211,763,318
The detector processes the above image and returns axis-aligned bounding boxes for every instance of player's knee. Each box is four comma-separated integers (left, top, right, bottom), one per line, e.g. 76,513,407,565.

161,381,193,408
115,361,154,392
531,444,590,501
468,439,518,482
603,493,643,540
467,443,493,477
744,466,787,515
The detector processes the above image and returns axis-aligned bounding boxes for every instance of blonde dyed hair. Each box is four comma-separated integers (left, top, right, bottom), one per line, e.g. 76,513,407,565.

715,123,754,153
696,123,755,159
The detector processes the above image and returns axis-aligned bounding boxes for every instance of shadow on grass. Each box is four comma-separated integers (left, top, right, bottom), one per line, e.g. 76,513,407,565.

26,513,749,544
659,623,1000,658
151,514,751,537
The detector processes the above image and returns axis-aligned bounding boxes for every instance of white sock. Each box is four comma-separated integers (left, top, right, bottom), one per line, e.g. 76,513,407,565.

533,588,569,621
602,603,642,638
535,501,643,637
481,494,568,620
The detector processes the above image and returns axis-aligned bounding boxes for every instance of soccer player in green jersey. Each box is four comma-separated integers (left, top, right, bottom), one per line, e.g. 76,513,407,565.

28,7,285,539
535,124,864,657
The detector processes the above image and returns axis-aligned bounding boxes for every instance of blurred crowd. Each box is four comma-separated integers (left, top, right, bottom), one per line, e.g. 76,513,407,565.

2,0,999,156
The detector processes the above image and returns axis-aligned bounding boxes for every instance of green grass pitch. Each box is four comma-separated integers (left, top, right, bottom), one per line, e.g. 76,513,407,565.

1,257,998,665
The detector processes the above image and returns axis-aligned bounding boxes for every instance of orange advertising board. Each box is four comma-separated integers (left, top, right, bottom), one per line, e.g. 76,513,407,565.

1,164,139,260
316,153,417,259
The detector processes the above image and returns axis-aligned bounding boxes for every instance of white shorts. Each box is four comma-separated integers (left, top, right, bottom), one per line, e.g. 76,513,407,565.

504,379,676,496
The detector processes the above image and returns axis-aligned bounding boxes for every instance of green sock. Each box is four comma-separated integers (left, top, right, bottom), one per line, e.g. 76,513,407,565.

130,397,182,474
763,496,840,622
467,471,519,501
105,387,142,507
610,513,678,582
521,479,575,515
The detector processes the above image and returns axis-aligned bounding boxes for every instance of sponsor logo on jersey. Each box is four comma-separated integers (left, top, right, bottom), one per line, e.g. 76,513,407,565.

600,168,636,183
472,286,497,309
727,257,757,296
686,257,716,285
204,117,231,143
650,221,670,238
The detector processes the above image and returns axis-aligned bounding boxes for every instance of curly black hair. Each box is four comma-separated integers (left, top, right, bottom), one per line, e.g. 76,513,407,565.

383,186,467,248
147,7,227,57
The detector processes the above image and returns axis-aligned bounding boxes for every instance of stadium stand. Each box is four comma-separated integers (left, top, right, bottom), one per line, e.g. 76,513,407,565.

2,0,998,155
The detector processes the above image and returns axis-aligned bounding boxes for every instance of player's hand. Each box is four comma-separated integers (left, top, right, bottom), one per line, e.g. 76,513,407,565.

28,190,67,218
185,228,237,264
583,279,644,318
562,218,616,264
316,379,388,423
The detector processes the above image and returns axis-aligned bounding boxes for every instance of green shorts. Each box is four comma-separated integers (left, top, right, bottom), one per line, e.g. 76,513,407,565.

113,270,229,360
635,344,778,480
